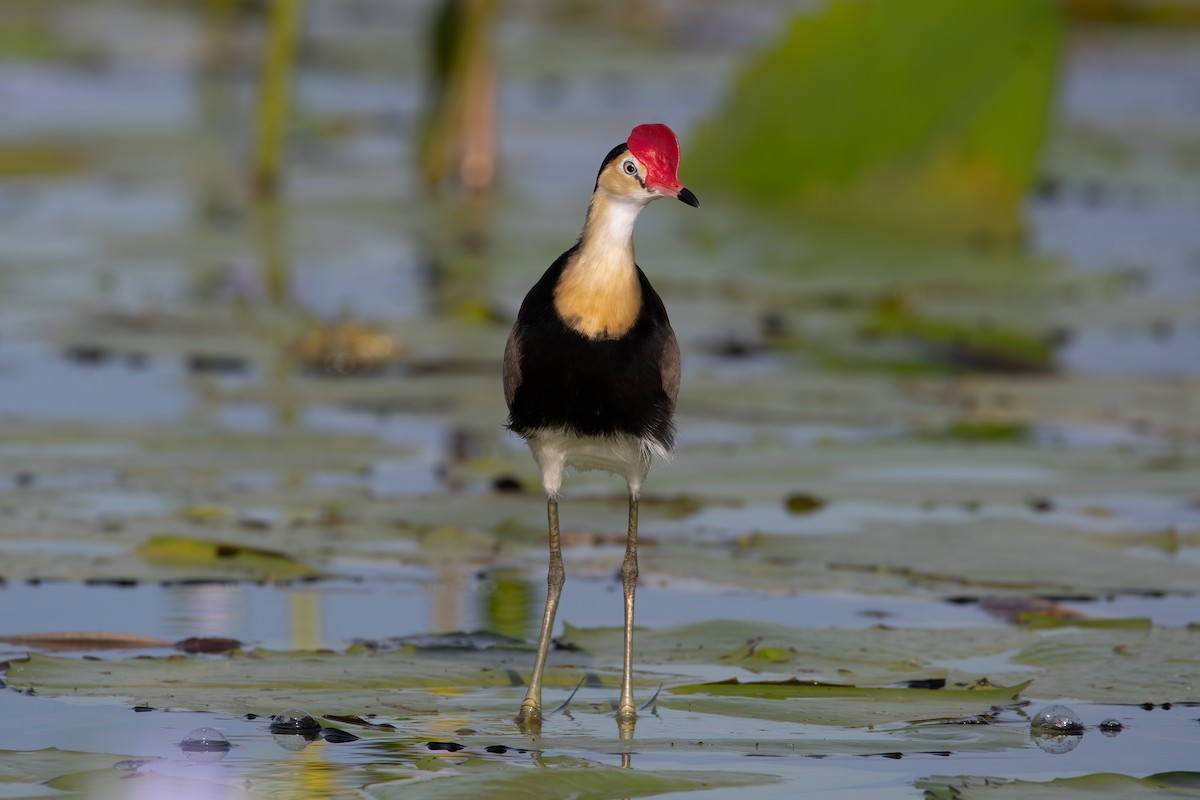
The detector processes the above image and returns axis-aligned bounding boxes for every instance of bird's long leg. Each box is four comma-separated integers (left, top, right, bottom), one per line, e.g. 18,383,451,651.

617,493,639,722
518,497,564,729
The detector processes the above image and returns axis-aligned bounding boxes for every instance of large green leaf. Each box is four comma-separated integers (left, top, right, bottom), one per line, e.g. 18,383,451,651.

690,0,1062,239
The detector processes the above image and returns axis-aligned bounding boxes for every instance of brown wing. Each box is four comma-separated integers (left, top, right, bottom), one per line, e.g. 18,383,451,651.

502,326,522,412
660,326,681,414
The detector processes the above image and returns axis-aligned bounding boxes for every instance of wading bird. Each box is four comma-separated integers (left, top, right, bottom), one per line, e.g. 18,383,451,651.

503,123,698,728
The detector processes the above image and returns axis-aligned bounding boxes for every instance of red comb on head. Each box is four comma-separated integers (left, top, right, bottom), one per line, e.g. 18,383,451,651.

627,123,682,188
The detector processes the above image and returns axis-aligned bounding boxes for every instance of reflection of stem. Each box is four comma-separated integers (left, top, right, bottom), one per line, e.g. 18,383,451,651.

431,561,463,632
253,199,290,306
459,2,495,194
274,327,300,477
482,570,534,640
290,590,321,650
1171,376,1195,462
200,0,240,73
418,0,497,196
423,193,494,316
252,0,304,199
253,197,300,483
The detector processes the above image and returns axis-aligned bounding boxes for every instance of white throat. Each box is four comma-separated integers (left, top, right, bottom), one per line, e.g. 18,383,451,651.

553,192,652,340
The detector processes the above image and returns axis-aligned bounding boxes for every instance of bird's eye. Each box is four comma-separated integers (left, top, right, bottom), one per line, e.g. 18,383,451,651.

622,159,638,176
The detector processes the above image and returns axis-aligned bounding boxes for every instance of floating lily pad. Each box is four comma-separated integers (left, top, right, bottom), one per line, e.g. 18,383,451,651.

0,748,150,785
365,754,779,800
664,678,1030,726
138,534,328,581
1015,613,1151,629
1007,627,1200,703
46,766,253,797
2,647,607,718
560,620,1033,683
917,771,1200,798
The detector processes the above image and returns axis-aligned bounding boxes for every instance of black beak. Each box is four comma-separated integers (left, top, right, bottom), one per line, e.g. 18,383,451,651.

677,187,700,208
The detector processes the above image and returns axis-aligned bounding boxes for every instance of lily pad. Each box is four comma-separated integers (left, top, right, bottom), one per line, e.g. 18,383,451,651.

665,678,1030,726
138,534,328,580
46,766,253,797
669,677,1028,701
2,647,610,718
656,516,1200,599
0,748,149,785
365,754,779,800
1007,627,1200,703
561,619,1033,682
917,771,1200,799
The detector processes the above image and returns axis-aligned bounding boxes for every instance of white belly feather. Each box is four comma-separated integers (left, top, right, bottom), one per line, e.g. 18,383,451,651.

526,427,671,499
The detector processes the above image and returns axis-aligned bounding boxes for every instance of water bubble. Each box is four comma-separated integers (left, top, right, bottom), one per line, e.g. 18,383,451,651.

1099,718,1124,736
180,727,231,750
1033,732,1083,754
269,708,322,735
180,727,231,763
1030,704,1084,734
272,732,316,752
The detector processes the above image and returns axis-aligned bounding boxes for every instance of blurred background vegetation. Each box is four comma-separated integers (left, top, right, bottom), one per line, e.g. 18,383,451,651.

0,0,1197,632
1,5,1198,793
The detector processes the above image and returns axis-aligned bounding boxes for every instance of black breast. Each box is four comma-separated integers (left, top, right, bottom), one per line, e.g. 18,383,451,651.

505,249,677,451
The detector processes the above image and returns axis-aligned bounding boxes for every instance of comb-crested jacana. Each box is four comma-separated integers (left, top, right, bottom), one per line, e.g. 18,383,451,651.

503,123,698,729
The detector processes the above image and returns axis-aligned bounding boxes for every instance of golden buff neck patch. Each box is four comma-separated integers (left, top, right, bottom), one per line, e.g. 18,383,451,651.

553,192,645,339
553,246,642,339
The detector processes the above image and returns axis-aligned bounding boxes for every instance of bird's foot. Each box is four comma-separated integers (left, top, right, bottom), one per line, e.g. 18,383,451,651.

515,704,543,736
616,706,637,740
